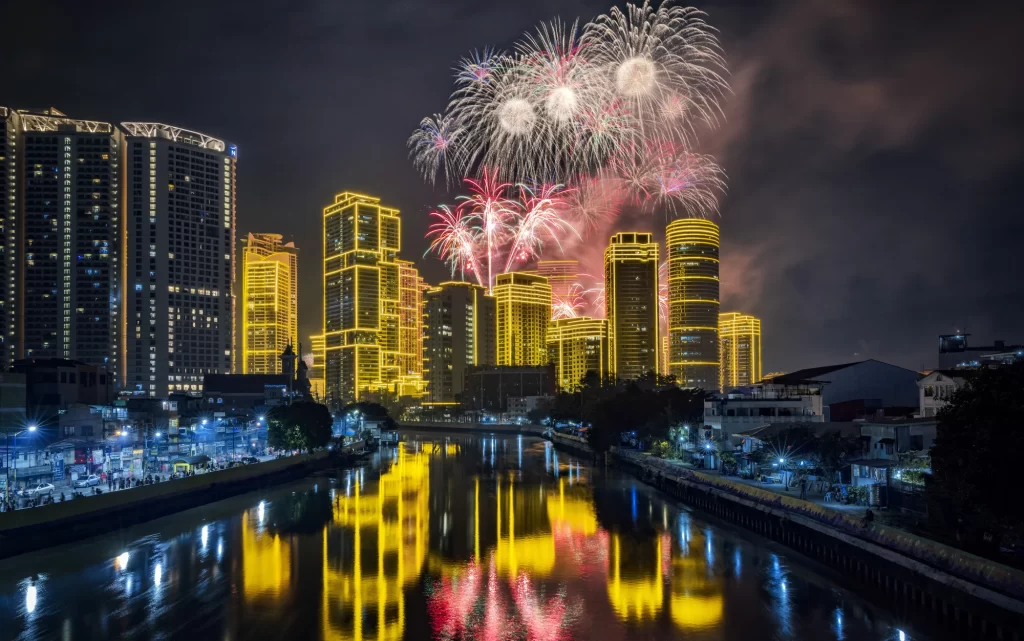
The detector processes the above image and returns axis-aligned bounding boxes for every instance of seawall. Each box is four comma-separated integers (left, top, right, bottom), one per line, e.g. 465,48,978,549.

0,451,331,559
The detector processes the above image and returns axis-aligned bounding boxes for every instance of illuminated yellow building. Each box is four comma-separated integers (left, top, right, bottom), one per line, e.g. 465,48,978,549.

547,316,610,390
533,259,578,300
322,444,431,641
719,312,762,391
323,192,401,406
493,272,551,366
604,233,659,380
393,259,424,397
242,233,298,374
666,218,719,390
309,333,326,400
423,281,495,402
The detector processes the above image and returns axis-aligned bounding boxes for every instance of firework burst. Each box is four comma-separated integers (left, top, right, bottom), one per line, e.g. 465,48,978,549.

411,0,728,220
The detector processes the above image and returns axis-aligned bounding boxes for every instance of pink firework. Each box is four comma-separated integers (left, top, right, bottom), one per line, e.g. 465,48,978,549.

425,204,481,281
503,182,578,273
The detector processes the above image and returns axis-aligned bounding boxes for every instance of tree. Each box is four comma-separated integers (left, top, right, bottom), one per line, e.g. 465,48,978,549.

930,362,1024,549
266,401,333,452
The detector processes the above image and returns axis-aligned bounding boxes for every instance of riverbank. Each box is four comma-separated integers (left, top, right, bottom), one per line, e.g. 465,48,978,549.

613,447,1024,638
0,451,332,559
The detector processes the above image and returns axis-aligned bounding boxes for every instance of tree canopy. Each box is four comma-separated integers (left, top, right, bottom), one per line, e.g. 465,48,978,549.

267,401,333,452
930,362,1024,548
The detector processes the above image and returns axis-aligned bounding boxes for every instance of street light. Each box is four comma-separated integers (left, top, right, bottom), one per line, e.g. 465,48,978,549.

6,425,39,494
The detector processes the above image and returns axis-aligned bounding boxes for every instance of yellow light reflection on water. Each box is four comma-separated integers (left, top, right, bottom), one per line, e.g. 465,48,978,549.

241,512,291,599
322,443,430,641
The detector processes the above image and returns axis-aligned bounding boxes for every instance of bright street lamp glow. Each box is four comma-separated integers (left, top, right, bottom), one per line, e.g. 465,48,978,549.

778,458,785,464
201,419,208,426
258,416,265,422
704,443,711,450
27,425,37,432
154,432,161,438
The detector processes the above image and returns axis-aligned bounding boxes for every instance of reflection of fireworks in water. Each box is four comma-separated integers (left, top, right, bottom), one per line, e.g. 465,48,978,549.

425,170,581,291
511,574,581,641
411,1,728,221
426,562,484,640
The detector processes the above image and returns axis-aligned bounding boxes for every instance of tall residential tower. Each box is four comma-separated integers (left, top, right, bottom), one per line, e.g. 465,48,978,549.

666,218,719,390
18,110,124,374
123,123,237,397
242,233,298,374
604,232,659,380
493,272,551,366
719,312,762,391
323,192,400,406
0,107,19,369
422,281,495,403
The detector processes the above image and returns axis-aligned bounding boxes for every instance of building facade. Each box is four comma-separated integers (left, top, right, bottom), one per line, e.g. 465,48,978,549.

547,317,609,391
14,110,125,378
462,365,555,414
242,233,298,375
937,334,1023,369
533,259,578,310
1,107,19,370
604,232,659,380
323,192,400,406
493,272,551,367
766,360,919,421
395,259,424,396
917,370,965,418
718,312,762,391
666,218,719,390
423,281,495,403
123,123,237,397
308,333,325,400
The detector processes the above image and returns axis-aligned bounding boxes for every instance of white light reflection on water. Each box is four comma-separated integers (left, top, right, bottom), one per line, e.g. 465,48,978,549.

25,583,37,614
834,608,844,640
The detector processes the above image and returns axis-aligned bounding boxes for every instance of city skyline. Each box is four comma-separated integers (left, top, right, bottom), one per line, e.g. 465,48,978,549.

2,1,1022,375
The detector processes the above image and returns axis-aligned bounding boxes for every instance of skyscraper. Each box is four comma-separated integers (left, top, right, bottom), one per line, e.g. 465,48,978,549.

494,272,551,366
534,259,578,298
123,123,237,397
0,107,19,370
719,312,762,390
423,281,495,402
666,218,719,390
604,232,659,380
547,317,610,390
395,259,424,396
16,110,124,375
309,333,325,400
323,192,400,406
242,233,298,375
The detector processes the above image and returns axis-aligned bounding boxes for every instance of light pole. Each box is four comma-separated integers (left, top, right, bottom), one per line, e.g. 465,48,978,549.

7,425,38,492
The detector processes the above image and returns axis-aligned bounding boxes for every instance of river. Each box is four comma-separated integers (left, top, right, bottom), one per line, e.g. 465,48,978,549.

0,434,940,640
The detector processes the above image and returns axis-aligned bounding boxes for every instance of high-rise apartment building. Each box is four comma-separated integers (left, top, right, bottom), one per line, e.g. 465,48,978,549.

534,259,578,298
395,259,424,396
494,272,551,366
308,333,325,400
423,281,496,402
547,316,610,390
666,218,719,390
323,192,400,406
719,312,762,391
241,233,298,375
0,107,19,369
16,110,125,376
604,232,659,380
123,123,237,397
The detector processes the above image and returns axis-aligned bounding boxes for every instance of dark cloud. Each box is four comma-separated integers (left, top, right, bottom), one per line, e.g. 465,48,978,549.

3,0,1021,372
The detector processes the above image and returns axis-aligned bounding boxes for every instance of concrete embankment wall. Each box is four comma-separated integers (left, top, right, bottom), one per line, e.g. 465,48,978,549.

614,449,1024,640
0,451,330,559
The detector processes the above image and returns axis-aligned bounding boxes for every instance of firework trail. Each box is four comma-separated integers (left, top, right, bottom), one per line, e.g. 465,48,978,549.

552,283,588,320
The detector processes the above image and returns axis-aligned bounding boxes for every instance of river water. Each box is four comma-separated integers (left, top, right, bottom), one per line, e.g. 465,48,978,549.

0,435,939,641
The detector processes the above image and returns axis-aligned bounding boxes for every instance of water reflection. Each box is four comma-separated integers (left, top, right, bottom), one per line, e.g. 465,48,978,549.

0,435,935,641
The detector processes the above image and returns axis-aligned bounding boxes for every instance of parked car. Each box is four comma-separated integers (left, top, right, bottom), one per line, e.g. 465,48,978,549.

73,474,101,488
23,483,55,497
240,456,259,465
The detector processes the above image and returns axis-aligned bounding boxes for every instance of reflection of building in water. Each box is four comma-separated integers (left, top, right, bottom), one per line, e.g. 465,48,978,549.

606,533,667,621
670,529,723,631
321,444,430,641
494,476,555,578
547,477,598,537
242,512,292,599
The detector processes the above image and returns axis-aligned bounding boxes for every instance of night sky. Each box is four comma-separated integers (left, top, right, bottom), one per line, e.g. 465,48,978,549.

4,0,1022,373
